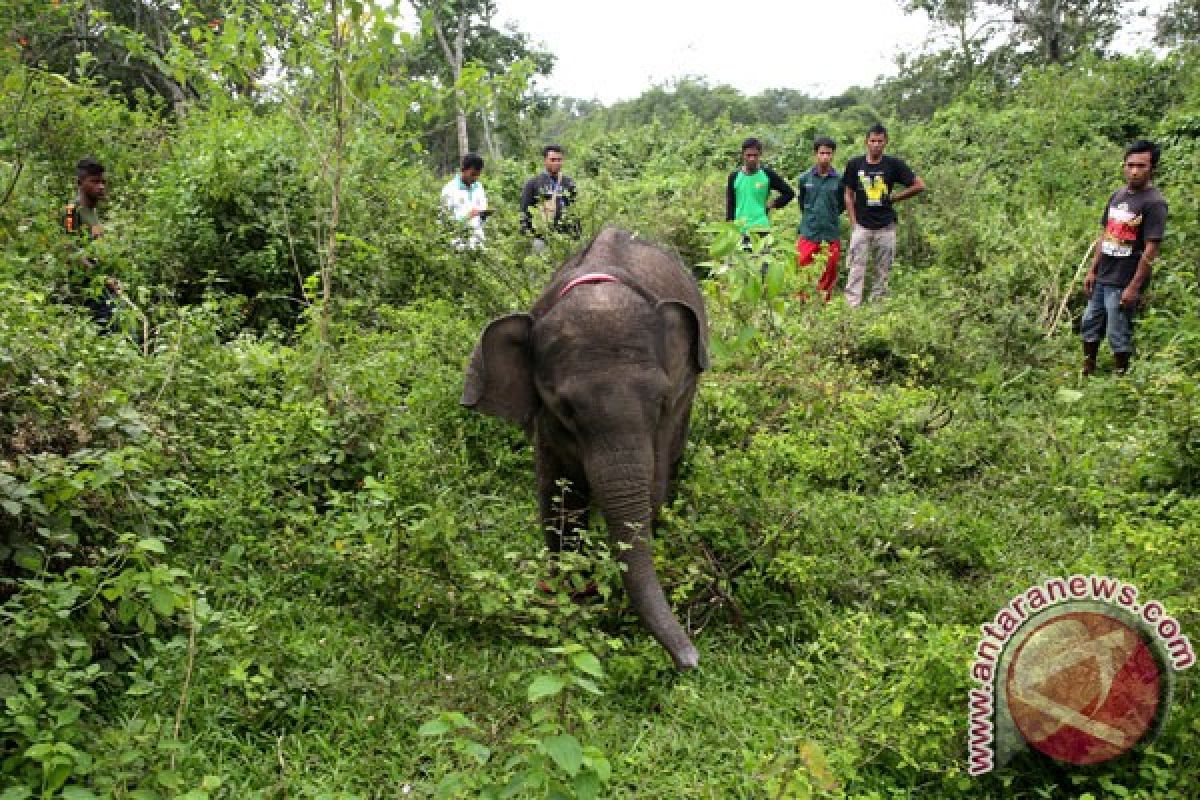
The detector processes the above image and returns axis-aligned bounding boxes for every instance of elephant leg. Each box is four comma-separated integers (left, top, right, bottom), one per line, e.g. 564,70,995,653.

536,448,590,554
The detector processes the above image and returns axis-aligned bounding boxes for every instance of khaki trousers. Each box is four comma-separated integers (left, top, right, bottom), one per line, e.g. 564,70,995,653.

845,223,897,307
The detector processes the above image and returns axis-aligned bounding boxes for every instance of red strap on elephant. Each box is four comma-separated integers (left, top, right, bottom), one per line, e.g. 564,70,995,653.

558,272,618,299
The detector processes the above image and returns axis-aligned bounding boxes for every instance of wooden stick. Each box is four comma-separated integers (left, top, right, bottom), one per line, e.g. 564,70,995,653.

1046,240,1095,339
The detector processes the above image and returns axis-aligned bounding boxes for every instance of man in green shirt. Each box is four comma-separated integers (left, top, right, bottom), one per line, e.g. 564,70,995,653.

795,136,845,302
726,137,794,242
63,157,118,329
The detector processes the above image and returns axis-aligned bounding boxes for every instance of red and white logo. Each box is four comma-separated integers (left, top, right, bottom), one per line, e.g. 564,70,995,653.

1005,611,1161,765
967,576,1193,775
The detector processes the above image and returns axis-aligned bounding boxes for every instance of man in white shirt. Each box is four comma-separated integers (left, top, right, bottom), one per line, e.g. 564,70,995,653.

440,153,488,249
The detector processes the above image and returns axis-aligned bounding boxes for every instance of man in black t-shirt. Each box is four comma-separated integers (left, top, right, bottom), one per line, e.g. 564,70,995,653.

841,124,925,307
1081,140,1168,376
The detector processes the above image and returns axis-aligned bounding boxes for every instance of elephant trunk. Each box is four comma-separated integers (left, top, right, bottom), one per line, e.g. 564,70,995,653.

587,451,699,670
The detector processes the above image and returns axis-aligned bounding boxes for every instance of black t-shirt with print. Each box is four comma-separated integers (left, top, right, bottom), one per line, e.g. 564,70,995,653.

1096,186,1168,287
841,155,916,230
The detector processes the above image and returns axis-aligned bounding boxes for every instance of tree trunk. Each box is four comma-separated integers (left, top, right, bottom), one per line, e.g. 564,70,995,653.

430,6,470,159
481,100,498,160
322,0,346,351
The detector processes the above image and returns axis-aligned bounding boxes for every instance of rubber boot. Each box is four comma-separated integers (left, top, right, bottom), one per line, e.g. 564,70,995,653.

1114,352,1130,376
1082,340,1100,377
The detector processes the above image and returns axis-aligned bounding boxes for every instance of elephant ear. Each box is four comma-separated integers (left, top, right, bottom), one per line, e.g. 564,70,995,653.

461,313,538,428
655,300,709,376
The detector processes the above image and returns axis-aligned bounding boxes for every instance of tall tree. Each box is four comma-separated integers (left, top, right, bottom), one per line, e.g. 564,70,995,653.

414,0,471,157
1156,0,1200,46
904,0,1125,67
905,0,1008,73
998,0,1124,64
408,0,553,163
5,0,323,111
8,0,204,107
889,0,1129,118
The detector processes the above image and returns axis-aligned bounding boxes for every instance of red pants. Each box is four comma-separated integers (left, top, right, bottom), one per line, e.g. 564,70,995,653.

796,237,841,302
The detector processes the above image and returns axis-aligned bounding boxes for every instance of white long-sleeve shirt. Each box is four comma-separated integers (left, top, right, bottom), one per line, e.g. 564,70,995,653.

440,175,488,248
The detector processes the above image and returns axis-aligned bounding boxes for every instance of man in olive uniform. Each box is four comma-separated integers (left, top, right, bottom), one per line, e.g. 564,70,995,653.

64,157,119,329
795,136,846,302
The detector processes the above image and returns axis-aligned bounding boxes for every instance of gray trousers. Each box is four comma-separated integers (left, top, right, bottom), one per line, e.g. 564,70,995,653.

845,223,897,307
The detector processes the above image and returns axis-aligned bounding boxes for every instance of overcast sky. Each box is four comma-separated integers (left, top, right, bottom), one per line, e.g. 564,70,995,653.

493,0,1166,104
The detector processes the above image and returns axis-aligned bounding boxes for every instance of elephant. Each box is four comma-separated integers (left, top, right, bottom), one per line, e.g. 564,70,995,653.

461,226,709,670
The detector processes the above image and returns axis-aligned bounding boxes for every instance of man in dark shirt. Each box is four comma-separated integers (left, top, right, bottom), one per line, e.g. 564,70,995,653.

521,144,579,249
795,136,845,302
1081,140,1168,376
726,137,794,240
63,157,119,329
841,124,925,307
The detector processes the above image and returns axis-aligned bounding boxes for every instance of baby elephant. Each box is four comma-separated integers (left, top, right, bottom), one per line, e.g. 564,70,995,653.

461,227,708,669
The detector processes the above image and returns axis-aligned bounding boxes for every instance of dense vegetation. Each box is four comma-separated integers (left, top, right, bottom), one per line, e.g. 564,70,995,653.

2,1,1198,798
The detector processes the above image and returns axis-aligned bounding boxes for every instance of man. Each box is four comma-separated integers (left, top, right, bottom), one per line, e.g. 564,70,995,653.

440,153,489,249
63,157,118,328
521,144,579,248
726,137,794,242
795,136,845,302
841,124,925,307
1081,140,1167,376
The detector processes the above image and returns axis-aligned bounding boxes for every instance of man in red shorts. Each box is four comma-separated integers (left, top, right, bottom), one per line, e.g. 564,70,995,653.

795,137,844,302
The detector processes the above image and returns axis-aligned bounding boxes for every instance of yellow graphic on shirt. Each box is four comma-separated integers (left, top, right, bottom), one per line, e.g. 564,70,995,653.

860,172,889,206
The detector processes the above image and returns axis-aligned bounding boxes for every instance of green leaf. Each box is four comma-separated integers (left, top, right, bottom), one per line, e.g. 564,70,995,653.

498,771,528,799
572,676,602,695
13,547,42,572
61,789,100,800
418,718,452,736
709,337,731,361
574,769,602,800
583,751,611,782
542,734,582,777
743,273,763,304
1055,388,1084,403
526,674,565,702
23,743,55,760
137,537,167,554
569,652,604,678
0,786,33,800
150,586,176,617
45,763,73,793
765,260,785,297
117,598,138,624
464,741,491,765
